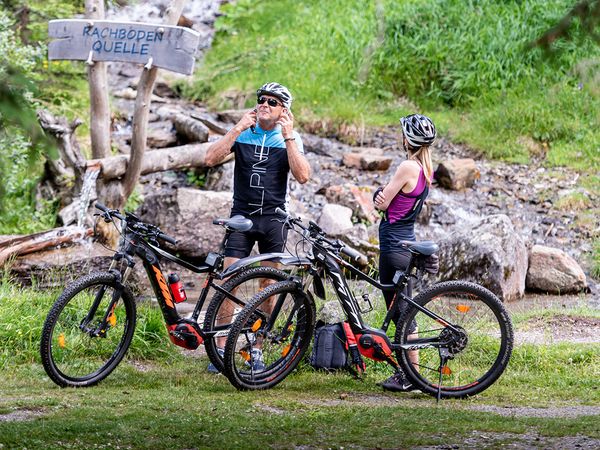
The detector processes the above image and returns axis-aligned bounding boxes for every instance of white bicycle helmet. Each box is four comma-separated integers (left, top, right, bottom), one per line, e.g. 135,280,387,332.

400,114,436,148
256,82,293,109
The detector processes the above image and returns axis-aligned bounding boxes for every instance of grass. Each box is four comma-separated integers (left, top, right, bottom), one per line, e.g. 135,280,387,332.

0,356,598,449
0,277,598,447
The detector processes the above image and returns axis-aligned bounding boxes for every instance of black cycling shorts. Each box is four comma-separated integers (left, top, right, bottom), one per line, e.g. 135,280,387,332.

224,214,288,258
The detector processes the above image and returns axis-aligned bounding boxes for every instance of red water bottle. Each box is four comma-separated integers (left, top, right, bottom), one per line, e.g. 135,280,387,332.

168,273,187,303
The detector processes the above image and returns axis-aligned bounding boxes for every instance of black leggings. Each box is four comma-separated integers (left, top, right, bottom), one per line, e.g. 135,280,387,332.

379,251,413,326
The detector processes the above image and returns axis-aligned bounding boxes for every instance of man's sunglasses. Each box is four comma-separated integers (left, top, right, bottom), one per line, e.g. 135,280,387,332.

257,96,283,107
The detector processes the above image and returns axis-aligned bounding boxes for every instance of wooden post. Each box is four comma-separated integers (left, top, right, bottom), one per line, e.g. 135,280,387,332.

85,0,111,159
122,0,187,206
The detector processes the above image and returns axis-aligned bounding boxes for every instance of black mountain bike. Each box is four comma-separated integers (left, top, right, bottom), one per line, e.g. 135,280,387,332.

222,209,514,399
40,203,294,387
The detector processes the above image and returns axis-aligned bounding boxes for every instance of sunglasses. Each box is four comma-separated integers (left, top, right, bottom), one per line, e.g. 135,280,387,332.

257,96,283,107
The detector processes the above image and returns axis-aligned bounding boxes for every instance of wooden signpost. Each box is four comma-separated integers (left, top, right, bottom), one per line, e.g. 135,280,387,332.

48,19,200,75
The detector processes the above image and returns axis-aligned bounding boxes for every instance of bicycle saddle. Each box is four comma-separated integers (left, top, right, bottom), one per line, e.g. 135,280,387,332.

399,240,439,256
212,215,253,232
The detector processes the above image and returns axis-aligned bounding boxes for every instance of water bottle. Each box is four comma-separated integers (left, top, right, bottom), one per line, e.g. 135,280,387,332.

168,273,187,303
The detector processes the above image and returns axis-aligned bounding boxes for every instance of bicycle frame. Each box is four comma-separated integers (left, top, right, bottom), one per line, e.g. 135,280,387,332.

287,223,459,370
99,212,308,351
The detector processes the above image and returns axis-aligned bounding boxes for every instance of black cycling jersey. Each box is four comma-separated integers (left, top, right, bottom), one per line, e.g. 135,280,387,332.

231,124,304,216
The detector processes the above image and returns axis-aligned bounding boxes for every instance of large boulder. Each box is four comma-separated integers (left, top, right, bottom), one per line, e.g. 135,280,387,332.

324,184,379,224
436,158,480,190
317,204,353,236
438,214,528,301
138,188,232,260
526,245,587,294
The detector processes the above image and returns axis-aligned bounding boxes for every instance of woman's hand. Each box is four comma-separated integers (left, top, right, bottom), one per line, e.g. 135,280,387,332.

373,188,387,210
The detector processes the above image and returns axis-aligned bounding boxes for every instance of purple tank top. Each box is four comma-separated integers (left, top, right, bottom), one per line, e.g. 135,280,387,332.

386,168,427,224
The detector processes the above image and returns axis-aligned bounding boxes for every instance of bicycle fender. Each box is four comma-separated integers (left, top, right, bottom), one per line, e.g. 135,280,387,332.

221,252,311,278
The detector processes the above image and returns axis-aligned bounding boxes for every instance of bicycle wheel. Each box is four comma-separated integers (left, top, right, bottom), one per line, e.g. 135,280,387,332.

223,280,315,390
203,266,289,374
395,281,513,399
40,272,136,387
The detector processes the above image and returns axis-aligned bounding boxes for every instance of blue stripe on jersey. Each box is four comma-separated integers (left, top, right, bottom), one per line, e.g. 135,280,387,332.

236,124,304,153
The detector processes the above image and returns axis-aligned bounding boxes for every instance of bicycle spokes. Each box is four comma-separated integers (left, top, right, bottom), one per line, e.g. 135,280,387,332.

396,282,513,398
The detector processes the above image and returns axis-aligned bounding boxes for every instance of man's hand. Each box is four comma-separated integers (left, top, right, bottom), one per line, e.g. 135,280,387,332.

235,109,258,133
276,109,294,139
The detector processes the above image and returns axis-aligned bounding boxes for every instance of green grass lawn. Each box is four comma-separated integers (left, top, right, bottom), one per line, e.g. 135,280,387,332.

1,354,598,449
1,281,599,448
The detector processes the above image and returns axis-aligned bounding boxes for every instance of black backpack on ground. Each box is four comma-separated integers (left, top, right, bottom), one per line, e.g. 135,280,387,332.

309,320,366,375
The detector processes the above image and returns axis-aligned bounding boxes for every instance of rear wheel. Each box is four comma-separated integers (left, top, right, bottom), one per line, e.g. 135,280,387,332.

395,281,513,399
203,266,289,374
223,280,315,390
40,272,136,387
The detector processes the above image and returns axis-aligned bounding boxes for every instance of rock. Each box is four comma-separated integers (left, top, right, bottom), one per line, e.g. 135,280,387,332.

172,114,209,143
217,108,248,124
438,214,528,301
318,300,345,323
318,204,353,236
342,151,392,171
138,188,232,259
301,134,346,158
361,154,392,171
436,158,480,190
526,245,587,294
11,242,146,292
204,161,234,192
324,184,379,224
146,121,177,148
341,153,362,169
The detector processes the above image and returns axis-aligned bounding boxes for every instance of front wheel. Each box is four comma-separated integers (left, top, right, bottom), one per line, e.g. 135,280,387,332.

203,266,289,374
40,272,136,387
395,281,513,399
223,280,315,390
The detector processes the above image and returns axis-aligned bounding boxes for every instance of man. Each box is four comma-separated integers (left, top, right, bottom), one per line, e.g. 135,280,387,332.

204,82,311,372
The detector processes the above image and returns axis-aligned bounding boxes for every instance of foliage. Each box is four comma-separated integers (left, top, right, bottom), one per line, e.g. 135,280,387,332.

189,0,600,170
0,9,55,229
186,169,208,188
592,239,600,278
0,3,89,233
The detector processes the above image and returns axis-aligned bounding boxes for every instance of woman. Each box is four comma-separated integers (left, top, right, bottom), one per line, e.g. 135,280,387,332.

373,113,436,392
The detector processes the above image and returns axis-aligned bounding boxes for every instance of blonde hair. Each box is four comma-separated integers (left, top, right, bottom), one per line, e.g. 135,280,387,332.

409,146,433,185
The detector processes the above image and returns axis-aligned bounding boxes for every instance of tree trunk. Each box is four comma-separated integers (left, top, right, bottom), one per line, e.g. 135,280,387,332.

86,0,112,159
0,227,92,266
120,0,187,208
88,142,214,180
37,109,87,207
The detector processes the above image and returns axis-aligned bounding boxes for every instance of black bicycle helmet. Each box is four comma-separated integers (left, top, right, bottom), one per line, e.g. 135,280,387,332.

256,82,293,109
400,114,436,148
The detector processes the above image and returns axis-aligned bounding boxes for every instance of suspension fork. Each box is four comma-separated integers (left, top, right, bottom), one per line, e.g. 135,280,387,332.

80,258,133,336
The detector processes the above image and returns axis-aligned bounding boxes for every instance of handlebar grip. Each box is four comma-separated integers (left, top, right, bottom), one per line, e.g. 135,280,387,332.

158,233,177,245
95,202,109,212
341,245,367,264
274,207,289,219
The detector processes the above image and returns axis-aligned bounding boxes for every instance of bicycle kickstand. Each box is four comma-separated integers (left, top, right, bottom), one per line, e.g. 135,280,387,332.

437,348,451,403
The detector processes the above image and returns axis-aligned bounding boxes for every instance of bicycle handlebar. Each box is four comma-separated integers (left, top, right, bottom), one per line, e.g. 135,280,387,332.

275,207,368,263
94,202,177,245
340,245,367,264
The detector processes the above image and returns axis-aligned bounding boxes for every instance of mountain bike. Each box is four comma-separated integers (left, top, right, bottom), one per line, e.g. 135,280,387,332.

221,209,514,399
40,203,295,387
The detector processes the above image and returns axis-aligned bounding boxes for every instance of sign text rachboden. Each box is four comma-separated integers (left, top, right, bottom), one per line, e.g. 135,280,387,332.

48,19,200,75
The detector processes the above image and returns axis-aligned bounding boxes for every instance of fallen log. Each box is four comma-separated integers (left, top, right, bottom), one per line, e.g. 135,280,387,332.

87,142,226,180
0,227,92,266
